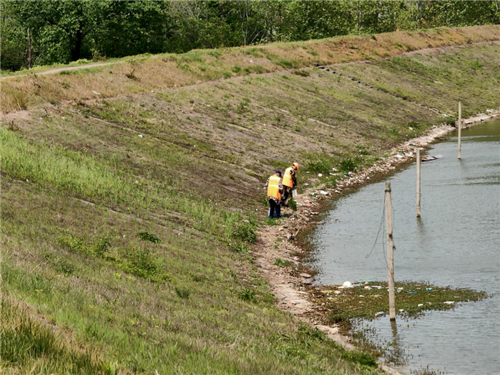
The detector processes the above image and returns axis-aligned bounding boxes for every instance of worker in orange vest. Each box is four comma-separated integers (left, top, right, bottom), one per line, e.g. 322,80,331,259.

282,162,299,205
265,170,283,218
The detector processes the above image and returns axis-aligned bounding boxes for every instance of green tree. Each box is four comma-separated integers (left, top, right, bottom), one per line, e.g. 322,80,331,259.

1,1,27,70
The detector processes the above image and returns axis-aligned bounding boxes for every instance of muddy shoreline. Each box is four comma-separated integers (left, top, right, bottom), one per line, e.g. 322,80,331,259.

254,109,499,374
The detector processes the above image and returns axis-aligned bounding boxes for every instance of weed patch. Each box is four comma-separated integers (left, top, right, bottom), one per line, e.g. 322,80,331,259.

311,281,487,331
137,231,161,243
238,288,256,302
174,287,190,299
231,219,257,243
274,258,291,268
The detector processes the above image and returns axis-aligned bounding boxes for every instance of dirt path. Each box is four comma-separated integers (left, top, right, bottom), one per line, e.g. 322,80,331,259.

255,110,499,374
2,40,498,83
1,61,119,80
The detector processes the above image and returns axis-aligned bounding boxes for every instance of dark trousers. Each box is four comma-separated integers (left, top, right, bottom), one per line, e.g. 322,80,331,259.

268,198,281,218
282,186,293,204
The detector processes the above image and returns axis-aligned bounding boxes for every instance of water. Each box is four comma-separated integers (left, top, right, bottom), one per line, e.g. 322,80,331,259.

310,119,500,375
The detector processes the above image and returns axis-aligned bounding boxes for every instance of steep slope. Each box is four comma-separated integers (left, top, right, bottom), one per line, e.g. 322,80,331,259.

1,26,499,374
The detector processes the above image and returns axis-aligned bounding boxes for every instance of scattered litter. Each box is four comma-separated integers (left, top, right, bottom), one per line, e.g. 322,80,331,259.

92,90,101,95
342,281,353,288
418,304,424,307
364,286,372,290
375,311,384,317
318,173,323,177
443,301,455,305
421,155,443,162
138,134,144,138
399,309,405,312
334,291,341,294
395,154,404,159
320,190,329,195
304,183,309,186
407,291,417,294
366,176,370,180
425,287,433,291
300,273,311,278
332,167,338,171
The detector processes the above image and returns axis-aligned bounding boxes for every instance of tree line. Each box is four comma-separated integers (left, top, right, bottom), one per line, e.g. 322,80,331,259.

2,0,499,71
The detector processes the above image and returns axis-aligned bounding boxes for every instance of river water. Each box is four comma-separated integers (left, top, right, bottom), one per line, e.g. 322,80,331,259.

309,119,500,375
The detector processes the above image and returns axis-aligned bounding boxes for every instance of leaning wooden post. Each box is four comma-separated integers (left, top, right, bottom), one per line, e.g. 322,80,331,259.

385,182,396,321
458,101,462,159
416,149,421,218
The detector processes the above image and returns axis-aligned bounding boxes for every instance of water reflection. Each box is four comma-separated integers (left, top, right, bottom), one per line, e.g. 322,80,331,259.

310,119,500,374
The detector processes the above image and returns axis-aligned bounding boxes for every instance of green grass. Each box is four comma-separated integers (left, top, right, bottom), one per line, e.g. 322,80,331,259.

1,297,112,374
310,281,487,330
1,34,499,374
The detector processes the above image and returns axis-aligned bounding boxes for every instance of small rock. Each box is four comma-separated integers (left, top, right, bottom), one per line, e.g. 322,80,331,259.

300,273,311,278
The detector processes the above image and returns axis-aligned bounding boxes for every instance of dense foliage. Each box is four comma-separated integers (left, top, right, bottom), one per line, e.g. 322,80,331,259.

2,0,500,71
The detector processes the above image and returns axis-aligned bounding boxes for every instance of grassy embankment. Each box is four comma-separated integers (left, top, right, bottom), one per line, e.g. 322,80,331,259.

1,25,500,374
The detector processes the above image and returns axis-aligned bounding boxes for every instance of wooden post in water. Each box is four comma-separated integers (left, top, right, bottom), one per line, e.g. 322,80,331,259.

416,149,421,218
458,101,462,159
385,182,396,321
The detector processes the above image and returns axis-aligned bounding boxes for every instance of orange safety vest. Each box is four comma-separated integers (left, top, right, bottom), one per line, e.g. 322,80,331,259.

282,167,294,188
267,175,281,200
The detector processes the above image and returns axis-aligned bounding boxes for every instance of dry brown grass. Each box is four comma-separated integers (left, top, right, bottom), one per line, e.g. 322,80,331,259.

2,25,499,114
